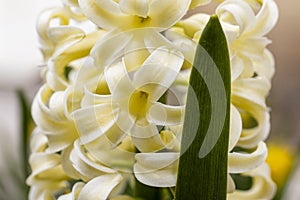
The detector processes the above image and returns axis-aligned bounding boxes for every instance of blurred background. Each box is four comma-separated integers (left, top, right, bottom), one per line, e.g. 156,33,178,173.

0,0,299,199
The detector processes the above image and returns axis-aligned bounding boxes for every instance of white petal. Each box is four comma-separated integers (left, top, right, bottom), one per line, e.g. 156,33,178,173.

78,0,128,30
233,77,271,106
227,175,236,193
239,111,270,149
179,13,210,38
70,140,116,181
143,29,175,50
78,174,123,200
91,30,133,68
46,70,68,91
36,7,69,60
105,59,134,100
81,83,112,107
228,142,267,173
47,26,85,54
148,102,185,126
134,153,179,187
122,30,173,72
222,22,240,43
168,69,190,106
131,123,165,152
46,129,78,153
247,0,279,36
72,104,118,144
229,105,242,151
47,30,105,91
104,119,131,147
133,47,184,101
253,49,275,80
30,129,48,153
131,123,158,139
216,0,256,34
123,34,150,72
61,145,81,179
148,0,190,29
190,0,211,9
83,136,135,172
233,37,271,62
228,163,276,199
28,153,60,177
29,184,67,200
58,182,85,200
32,85,78,151
74,140,116,173
231,55,244,82
232,83,270,148
62,0,79,7
119,0,149,18
27,152,68,186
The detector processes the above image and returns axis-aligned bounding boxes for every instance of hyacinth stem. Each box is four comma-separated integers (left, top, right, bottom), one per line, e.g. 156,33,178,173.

175,15,231,200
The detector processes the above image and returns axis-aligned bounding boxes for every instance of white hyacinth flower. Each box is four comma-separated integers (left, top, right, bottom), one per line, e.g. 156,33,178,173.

27,0,278,199
73,47,185,152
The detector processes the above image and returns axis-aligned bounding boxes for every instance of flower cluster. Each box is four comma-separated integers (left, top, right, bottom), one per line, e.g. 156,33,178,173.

27,0,278,199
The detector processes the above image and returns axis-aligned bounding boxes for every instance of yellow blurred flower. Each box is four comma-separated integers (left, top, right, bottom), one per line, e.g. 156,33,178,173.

266,142,295,188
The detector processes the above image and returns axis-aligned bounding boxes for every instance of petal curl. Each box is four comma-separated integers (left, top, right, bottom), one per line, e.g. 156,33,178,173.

134,153,179,187
228,163,276,199
133,47,184,101
78,174,123,200
131,123,165,152
228,142,268,173
216,0,256,34
229,105,242,151
148,102,185,126
119,0,149,18
247,0,279,37
72,104,119,144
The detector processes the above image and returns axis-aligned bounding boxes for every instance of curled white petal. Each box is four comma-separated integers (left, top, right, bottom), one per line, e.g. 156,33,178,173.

189,0,211,9
105,59,135,100
227,174,236,193
134,153,179,187
148,102,185,126
72,104,118,144
216,0,256,34
228,163,276,199
119,0,149,18
133,47,184,101
229,105,242,151
228,142,268,173
78,174,123,200
58,182,85,200
131,123,165,152
247,0,279,37
70,140,117,181
32,85,78,152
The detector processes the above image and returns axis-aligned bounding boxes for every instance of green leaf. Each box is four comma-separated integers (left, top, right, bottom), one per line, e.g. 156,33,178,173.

175,15,231,200
17,90,32,198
